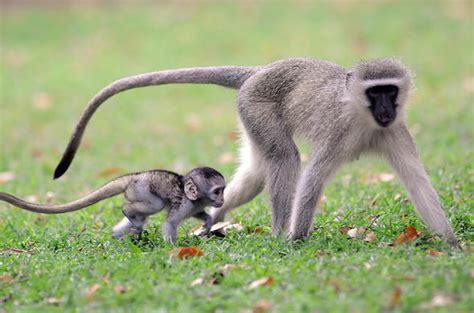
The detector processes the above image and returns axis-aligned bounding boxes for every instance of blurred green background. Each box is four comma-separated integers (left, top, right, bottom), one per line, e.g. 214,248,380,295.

0,1,473,312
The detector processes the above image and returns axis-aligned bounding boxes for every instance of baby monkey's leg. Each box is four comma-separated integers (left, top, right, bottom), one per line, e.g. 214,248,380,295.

194,211,213,236
122,202,154,231
112,217,134,238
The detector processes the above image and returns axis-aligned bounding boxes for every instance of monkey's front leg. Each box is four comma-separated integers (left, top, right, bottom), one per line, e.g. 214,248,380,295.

163,201,195,244
288,149,341,240
383,126,457,246
194,211,213,236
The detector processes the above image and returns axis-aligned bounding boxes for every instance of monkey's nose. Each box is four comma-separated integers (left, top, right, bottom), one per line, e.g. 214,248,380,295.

377,114,393,126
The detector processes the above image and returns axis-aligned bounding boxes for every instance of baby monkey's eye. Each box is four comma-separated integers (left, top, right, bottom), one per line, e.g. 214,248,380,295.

214,189,221,195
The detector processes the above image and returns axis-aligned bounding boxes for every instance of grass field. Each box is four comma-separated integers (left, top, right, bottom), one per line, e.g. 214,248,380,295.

0,1,473,312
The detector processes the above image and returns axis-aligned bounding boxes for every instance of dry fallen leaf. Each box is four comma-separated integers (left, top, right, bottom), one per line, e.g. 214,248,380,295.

253,299,272,313
85,284,101,302
97,167,123,177
190,278,204,286
0,172,15,184
218,152,234,164
45,191,55,204
0,274,12,283
463,76,474,92
430,293,457,307
393,226,418,246
32,92,52,110
185,114,202,131
363,172,395,184
364,232,377,242
339,226,352,235
252,226,264,234
45,297,64,305
248,277,273,290
227,130,238,141
388,286,402,308
169,246,204,259
347,227,366,238
26,195,39,202
190,221,243,236
113,285,126,294
427,249,445,257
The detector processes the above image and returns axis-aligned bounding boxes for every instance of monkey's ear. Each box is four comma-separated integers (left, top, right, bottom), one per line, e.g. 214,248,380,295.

184,179,199,201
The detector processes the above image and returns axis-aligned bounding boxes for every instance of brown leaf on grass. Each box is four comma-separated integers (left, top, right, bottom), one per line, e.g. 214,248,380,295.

364,232,377,242
339,226,352,235
253,299,272,313
45,297,64,305
221,264,239,275
427,249,445,257
347,227,366,238
169,246,204,259
26,195,39,202
32,92,53,110
429,293,457,307
218,152,234,164
190,222,243,236
45,191,55,204
362,172,395,184
0,172,15,184
393,226,418,246
97,167,123,177
388,286,401,308
190,278,204,286
252,226,263,234
211,221,243,233
85,284,101,302
248,277,273,290
0,274,12,283
185,114,202,131
227,130,239,141
113,285,126,294
463,76,474,92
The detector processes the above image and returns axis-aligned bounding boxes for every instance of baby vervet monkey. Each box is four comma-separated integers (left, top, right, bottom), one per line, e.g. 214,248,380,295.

0,167,225,243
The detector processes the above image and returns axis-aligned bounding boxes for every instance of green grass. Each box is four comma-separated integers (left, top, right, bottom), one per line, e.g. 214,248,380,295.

0,1,473,312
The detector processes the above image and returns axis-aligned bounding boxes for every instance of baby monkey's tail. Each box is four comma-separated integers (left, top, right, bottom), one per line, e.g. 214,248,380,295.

0,175,131,214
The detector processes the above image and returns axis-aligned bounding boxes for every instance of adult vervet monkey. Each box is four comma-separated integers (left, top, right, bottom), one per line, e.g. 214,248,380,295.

52,58,457,245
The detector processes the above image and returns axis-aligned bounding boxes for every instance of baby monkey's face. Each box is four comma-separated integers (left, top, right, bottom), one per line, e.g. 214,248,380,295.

207,185,225,208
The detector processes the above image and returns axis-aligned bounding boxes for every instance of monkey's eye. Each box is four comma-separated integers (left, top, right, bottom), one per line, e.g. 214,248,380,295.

213,189,221,195
367,90,378,98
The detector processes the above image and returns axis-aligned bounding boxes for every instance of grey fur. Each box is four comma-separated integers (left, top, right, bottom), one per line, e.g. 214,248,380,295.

54,57,457,245
0,167,225,243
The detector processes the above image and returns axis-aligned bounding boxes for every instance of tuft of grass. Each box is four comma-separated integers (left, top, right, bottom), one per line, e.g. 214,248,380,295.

1,2,473,312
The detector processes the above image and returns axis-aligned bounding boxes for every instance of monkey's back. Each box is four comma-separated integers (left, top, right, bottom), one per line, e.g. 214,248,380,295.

138,170,184,205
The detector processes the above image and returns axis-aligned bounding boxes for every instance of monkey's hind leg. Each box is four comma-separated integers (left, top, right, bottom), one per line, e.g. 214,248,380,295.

122,202,153,233
211,129,266,224
112,217,134,238
238,100,300,236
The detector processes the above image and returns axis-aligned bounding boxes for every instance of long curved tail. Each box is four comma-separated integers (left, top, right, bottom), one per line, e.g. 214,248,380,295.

0,176,131,214
53,66,259,179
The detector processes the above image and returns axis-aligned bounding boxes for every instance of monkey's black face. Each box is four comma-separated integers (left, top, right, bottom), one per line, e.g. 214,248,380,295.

365,85,399,127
